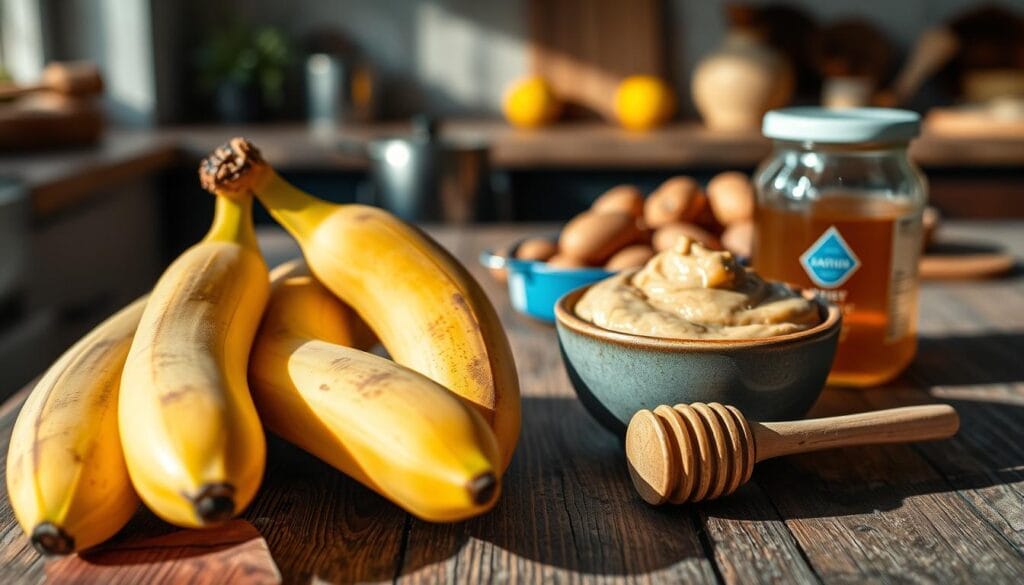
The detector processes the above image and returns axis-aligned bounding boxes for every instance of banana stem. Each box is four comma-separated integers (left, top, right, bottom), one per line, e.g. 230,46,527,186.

204,194,258,248
250,170,335,239
197,137,335,239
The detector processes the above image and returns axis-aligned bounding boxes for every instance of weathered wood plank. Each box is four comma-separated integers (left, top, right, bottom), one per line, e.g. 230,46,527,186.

45,519,280,585
863,383,1024,557
697,485,820,585
861,281,1024,555
241,436,408,585
757,388,1024,583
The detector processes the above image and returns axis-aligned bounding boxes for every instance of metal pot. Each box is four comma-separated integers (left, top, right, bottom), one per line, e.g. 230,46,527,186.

365,116,489,223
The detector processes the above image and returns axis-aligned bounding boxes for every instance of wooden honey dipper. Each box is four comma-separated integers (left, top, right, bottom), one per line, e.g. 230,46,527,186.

625,402,959,505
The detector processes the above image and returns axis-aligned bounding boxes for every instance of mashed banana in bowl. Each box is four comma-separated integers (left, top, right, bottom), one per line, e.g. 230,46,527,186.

575,237,820,340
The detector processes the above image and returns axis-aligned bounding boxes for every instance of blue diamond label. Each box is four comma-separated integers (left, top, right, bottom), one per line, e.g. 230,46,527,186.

800,226,860,288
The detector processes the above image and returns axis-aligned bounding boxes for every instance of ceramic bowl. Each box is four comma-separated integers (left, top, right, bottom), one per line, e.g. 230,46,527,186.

480,238,613,322
555,285,842,436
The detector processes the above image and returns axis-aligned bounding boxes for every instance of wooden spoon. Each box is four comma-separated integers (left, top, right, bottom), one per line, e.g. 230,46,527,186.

625,402,959,505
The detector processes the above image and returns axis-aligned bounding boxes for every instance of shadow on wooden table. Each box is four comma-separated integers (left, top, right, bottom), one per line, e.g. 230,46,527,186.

913,332,1024,386
394,396,714,581
46,519,280,584
38,438,413,584
721,356,1024,523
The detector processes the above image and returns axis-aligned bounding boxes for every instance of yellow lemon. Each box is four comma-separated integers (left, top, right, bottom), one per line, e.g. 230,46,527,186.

614,76,677,131
503,77,561,129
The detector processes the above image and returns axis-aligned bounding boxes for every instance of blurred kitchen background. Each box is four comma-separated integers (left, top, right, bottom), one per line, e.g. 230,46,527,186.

1,0,1023,391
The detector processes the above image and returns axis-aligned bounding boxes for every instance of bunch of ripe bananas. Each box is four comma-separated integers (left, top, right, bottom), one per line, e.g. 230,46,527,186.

5,138,521,555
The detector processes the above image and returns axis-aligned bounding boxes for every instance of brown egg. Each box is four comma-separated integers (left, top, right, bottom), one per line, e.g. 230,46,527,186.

559,211,643,264
721,220,754,258
652,222,722,252
605,244,656,271
546,253,591,269
515,237,558,262
643,176,706,228
706,171,755,226
592,185,644,218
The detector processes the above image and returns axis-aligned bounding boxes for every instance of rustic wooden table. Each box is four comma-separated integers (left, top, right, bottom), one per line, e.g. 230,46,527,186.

1,221,1022,584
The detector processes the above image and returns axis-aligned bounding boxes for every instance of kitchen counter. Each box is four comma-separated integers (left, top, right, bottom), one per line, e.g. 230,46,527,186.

5,121,1024,219
0,132,178,218
163,120,1024,170
0,221,1021,583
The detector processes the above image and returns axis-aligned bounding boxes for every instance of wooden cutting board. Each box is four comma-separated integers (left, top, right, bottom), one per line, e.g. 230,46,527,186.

920,248,1016,279
528,0,667,120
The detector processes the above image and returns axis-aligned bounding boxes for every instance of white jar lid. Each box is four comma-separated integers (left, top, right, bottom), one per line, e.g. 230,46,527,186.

762,107,921,143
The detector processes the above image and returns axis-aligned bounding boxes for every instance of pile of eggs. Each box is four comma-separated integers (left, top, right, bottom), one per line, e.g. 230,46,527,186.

513,172,756,272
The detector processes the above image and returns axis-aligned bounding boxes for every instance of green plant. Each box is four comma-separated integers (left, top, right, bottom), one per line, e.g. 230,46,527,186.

197,23,291,109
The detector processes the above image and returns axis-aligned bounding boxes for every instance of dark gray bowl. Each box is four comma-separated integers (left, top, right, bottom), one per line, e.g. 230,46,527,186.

555,285,842,436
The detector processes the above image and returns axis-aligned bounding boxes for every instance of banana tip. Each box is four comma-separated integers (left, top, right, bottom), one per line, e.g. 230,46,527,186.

192,483,236,524
199,137,264,196
31,522,75,556
468,472,498,506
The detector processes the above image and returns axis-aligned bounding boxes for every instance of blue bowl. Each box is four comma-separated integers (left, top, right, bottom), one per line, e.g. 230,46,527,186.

480,239,613,322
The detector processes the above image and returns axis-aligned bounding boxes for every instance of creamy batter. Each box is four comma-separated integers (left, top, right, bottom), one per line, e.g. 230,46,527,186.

575,237,820,339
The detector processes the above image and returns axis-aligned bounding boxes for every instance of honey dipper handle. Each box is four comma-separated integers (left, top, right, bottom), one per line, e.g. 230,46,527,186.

751,405,959,462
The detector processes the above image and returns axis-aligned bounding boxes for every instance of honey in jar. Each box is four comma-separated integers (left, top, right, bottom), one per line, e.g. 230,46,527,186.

753,108,926,386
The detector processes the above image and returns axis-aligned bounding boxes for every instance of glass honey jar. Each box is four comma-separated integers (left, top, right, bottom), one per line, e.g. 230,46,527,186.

752,108,926,387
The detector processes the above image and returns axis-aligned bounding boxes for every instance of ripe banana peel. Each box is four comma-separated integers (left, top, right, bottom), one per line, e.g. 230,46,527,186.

119,192,269,528
249,260,502,521
257,260,378,352
6,298,145,555
200,138,521,471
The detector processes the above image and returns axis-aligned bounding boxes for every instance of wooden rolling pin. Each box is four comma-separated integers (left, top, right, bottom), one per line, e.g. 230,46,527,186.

0,62,103,100
625,402,959,505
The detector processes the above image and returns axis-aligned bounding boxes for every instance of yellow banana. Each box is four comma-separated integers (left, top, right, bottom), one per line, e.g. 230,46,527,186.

200,138,521,470
249,260,501,521
6,298,145,555
118,191,268,528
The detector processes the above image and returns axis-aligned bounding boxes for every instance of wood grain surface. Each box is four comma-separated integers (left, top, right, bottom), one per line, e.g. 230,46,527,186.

0,221,1021,584
45,520,280,585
